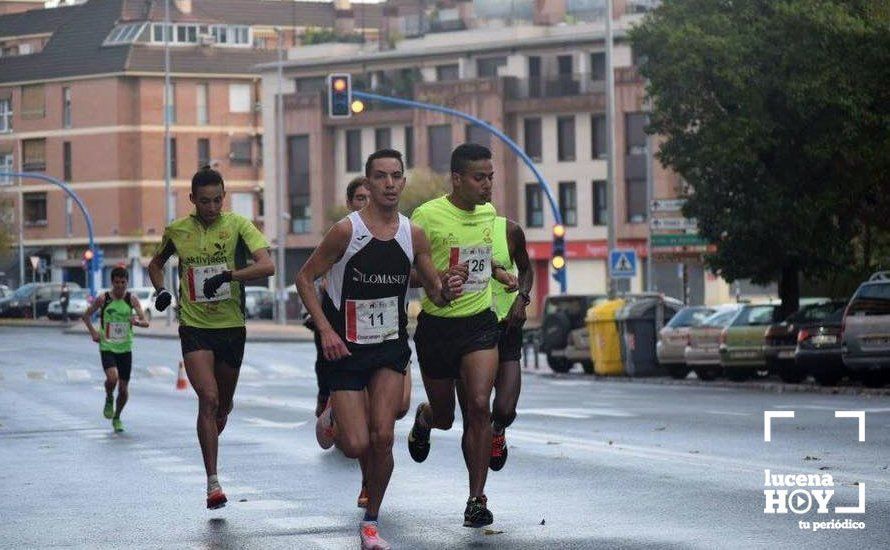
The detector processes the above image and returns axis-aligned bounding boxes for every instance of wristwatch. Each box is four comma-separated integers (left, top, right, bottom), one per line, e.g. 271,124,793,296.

518,291,531,305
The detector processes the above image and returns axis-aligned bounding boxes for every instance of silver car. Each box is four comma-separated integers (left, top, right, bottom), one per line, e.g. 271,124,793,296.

657,305,718,379
684,305,743,381
47,289,91,320
842,272,890,387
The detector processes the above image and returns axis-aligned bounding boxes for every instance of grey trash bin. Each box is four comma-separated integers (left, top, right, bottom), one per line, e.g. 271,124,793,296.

617,297,684,376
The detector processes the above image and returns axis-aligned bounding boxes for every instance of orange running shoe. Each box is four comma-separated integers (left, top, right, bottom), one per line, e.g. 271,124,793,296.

360,521,391,550
206,489,227,510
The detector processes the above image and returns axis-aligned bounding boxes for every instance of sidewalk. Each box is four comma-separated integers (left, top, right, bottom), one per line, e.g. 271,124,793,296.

0,318,315,342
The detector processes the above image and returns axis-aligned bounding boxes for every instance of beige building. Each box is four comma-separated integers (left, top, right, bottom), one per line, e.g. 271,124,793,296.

0,0,385,288
260,1,733,314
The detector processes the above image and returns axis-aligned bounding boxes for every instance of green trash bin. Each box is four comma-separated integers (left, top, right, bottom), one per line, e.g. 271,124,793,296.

617,296,684,376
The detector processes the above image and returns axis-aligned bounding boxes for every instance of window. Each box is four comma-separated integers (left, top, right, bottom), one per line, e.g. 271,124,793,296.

590,52,605,81
211,25,251,47
465,124,490,148
0,98,11,132
61,87,72,128
428,125,452,174
404,126,414,168
374,128,391,151
105,22,146,45
23,192,47,226
63,141,72,181
170,138,177,177
151,23,171,43
589,114,607,159
229,83,251,113
592,180,606,225
476,56,507,78
287,135,311,234
557,116,576,161
197,138,210,169
196,83,208,125
231,193,253,219
177,25,197,44
229,138,252,165
626,112,648,155
21,84,45,119
22,138,45,171
524,118,542,162
626,178,647,223
295,77,326,93
165,82,176,124
436,64,459,82
559,181,577,226
345,129,362,172
525,184,543,228
0,153,13,186
150,23,198,44
557,55,573,75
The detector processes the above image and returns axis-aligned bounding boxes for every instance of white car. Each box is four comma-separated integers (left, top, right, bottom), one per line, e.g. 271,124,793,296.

131,286,176,321
47,289,91,320
244,286,274,319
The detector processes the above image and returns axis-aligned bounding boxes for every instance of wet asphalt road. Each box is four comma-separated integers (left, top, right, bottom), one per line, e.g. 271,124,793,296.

0,326,888,549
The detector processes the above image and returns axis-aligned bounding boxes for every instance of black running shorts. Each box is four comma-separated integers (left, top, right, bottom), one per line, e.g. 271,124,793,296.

178,325,247,369
325,340,411,392
497,321,523,363
100,351,133,381
414,309,499,380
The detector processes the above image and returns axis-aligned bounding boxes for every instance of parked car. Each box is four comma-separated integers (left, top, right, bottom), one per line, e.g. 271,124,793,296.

719,304,781,381
842,272,890,387
0,285,10,298
540,294,608,373
796,305,848,386
764,300,846,383
47,289,91,320
244,286,274,319
0,282,82,318
657,305,718,379
684,305,743,380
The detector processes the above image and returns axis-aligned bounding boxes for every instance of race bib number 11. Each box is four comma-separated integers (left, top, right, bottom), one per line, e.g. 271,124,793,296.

187,263,231,303
345,297,399,344
450,245,492,293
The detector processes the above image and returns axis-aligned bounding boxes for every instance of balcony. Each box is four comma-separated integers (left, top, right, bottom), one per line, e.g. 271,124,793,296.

506,74,606,99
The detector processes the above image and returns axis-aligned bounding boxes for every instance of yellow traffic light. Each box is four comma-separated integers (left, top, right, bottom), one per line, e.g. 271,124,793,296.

553,224,566,238
333,78,347,92
551,255,565,270
83,249,94,261
351,99,365,114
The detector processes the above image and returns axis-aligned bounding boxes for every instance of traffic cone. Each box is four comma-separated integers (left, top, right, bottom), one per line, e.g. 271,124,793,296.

176,361,189,390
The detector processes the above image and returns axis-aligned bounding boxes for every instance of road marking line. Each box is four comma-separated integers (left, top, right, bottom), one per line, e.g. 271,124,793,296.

243,417,308,429
65,369,92,382
139,456,184,464
147,366,175,378
705,410,750,416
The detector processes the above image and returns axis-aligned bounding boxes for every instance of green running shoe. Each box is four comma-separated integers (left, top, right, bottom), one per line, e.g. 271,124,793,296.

103,396,114,419
112,417,124,432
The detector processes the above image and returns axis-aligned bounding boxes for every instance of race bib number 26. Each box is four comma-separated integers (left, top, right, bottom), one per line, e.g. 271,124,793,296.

450,245,492,293
187,263,231,303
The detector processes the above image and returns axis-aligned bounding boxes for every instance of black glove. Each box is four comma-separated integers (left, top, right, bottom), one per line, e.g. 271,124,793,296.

155,289,173,312
203,271,233,299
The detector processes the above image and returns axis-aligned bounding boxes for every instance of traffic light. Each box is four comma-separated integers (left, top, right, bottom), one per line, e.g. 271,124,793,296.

327,74,352,118
551,224,566,291
82,248,94,270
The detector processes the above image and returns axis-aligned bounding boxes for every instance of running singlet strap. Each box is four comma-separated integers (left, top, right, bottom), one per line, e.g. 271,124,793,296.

155,211,269,329
411,196,496,318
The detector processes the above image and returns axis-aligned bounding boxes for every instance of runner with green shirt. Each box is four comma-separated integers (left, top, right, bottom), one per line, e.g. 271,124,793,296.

82,266,149,433
408,143,511,528
148,166,274,510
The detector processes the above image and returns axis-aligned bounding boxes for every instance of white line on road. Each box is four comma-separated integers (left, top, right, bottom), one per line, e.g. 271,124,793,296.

139,456,184,465
243,417,308,429
705,410,750,417
146,366,175,378
65,369,91,382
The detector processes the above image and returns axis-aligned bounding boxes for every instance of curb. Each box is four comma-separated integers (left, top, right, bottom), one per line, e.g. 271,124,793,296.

520,367,890,397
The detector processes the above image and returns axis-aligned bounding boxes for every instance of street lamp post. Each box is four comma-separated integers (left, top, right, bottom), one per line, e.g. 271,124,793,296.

163,0,173,325
275,28,287,325
604,0,618,298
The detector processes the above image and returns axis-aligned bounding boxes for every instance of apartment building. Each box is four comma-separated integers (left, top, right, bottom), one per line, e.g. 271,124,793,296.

0,0,384,288
259,1,732,314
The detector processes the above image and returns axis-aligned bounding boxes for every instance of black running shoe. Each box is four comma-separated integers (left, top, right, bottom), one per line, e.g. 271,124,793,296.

463,495,493,528
407,403,431,463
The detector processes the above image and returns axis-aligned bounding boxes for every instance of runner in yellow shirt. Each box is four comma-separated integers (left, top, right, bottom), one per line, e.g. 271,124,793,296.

148,166,274,509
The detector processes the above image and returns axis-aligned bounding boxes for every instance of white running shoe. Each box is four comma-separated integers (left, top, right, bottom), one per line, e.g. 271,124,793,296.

315,404,335,450
360,521,391,550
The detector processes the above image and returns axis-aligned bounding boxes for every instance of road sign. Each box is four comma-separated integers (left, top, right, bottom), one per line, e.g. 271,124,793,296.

651,233,710,247
650,217,698,231
609,249,637,279
29,255,39,271
649,198,686,213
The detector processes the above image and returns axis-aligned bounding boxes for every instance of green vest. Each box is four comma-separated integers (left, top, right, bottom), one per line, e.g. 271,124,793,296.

491,216,517,322
411,196,496,318
99,292,134,353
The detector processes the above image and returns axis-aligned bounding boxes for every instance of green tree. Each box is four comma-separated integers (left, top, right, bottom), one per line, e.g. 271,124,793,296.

630,0,890,314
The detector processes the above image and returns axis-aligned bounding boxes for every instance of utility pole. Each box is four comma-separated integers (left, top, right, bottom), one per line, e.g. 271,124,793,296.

604,0,617,298
275,28,287,325
163,0,173,326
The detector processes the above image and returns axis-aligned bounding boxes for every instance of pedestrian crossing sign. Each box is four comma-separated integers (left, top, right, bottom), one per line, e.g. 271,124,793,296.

609,249,637,279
